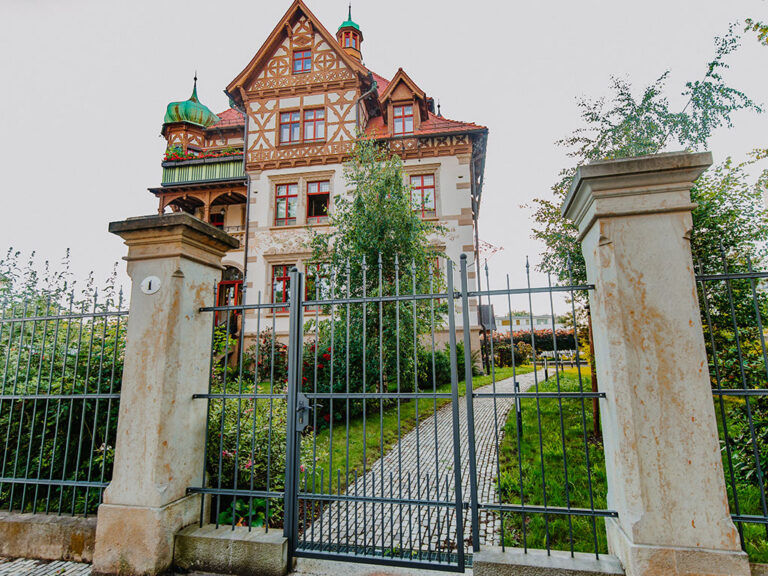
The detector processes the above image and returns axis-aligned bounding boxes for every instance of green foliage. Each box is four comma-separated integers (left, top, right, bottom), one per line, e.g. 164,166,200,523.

498,372,607,553
0,249,125,514
530,25,764,285
745,18,768,47
303,137,449,412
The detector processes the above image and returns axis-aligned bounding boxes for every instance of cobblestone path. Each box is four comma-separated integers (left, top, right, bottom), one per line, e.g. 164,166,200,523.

0,558,91,576
301,370,541,555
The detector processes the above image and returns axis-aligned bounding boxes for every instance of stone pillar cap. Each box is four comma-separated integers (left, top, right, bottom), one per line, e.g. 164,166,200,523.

109,213,240,251
562,151,712,236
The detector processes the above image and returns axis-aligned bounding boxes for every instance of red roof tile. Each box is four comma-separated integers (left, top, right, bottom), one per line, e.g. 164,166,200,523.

364,71,486,137
368,70,390,95
366,111,486,138
209,108,244,130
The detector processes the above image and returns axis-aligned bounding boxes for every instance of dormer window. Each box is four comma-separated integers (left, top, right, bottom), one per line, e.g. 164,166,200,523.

293,50,312,74
393,105,414,135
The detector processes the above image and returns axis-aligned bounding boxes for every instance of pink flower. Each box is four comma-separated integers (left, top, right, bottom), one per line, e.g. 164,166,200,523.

244,459,253,470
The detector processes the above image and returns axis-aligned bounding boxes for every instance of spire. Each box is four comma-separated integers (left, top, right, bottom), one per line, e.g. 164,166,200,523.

348,3,352,21
438,101,442,117
190,72,199,103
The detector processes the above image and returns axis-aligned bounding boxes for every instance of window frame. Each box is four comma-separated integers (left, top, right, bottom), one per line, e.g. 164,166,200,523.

274,183,299,226
393,104,415,135
280,111,302,144
271,264,294,312
292,49,312,74
303,108,326,143
306,180,331,225
410,173,437,218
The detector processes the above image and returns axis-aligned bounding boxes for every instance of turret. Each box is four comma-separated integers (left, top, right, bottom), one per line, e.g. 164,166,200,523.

161,76,220,155
337,5,363,62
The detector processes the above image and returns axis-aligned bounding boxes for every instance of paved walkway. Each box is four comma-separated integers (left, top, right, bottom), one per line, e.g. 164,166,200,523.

303,370,541,555
0,558,91,576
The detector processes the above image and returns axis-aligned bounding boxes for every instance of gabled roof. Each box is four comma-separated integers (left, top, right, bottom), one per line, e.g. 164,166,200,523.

209,108,244,131
378,68,426,104
365,110,487,139
226,0,367,104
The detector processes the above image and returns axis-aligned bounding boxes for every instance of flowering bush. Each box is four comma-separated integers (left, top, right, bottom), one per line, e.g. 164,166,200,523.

163,145,243,162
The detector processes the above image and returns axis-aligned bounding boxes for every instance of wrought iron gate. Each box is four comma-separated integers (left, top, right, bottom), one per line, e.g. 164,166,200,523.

191,254,609,572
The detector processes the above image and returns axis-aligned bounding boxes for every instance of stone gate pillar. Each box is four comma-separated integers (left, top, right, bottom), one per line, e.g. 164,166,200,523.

562,152,750,576
92,214,238,575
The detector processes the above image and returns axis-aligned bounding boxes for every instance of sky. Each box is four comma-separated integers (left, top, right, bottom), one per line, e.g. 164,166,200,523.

0,0,766,312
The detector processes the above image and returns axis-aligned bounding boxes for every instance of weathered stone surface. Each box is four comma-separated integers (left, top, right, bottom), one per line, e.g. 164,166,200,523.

173,524,290,576
0,512,96,563
563,151,750,576
92,214,234,575
473,546,624,576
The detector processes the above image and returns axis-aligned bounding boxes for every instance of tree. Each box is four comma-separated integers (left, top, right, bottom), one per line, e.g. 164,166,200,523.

530,25,764,285
304,137,447,413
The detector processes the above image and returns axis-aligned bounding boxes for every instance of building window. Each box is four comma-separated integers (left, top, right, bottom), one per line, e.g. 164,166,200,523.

280,111,301,143
393,104,414,135
293,50,312,74
303,109,325,142
209,212,225,228
275,183,299,226
342,32,358,49
305,262,332,301
410,174,436,218
306,181,330,224
272,265,293,311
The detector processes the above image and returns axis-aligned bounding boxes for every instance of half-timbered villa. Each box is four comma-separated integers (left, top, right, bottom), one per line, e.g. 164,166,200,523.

150,0,488,340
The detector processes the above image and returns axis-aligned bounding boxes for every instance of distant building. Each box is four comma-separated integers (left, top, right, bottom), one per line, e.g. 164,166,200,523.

496,314,566,333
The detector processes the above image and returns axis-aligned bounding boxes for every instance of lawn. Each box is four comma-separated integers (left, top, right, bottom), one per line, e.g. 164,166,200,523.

309,364,534,495
715,394,768,563
496,368,608,555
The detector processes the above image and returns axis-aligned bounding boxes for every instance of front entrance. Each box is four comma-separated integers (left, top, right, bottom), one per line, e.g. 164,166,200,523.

190,256,607,572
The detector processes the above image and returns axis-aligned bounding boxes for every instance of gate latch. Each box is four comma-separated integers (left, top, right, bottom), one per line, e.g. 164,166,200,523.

296,393,312,432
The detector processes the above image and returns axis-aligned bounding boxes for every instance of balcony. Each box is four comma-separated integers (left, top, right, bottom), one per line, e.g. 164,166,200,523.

161,155,245,186
223,225,246,247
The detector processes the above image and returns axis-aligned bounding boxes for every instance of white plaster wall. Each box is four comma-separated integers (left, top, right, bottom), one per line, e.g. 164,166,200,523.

241,153,477,336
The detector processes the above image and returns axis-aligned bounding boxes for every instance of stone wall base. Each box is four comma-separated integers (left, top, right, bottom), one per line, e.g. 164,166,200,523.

91,494,201,576
607,519,751,576
173,524,291,576
473,546,624,575
0,511,96,563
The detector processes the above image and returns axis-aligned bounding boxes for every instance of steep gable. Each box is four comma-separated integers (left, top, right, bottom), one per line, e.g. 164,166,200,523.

227,0,367,103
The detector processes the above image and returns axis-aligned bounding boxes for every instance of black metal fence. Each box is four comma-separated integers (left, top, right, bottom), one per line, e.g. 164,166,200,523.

0,291,126,516
697,250,768,560
191,254,610,572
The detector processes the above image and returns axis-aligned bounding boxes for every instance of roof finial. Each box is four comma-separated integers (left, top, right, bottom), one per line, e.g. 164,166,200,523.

437,100,442,117
191,71,199,102
348,2,352,20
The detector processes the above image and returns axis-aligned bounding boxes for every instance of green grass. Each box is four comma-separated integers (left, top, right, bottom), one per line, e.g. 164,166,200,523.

309,365,533,494
715,395,768,563
497,368,608,555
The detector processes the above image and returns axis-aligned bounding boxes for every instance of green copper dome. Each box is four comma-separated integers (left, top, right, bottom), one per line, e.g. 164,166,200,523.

338,5,360,31
163,77,220,128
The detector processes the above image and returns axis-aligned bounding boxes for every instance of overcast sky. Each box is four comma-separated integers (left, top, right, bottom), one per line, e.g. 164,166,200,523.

1,0,766,310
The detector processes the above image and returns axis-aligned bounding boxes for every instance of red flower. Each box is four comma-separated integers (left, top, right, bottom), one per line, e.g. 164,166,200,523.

317,363,324,369
323,414,330,422
322,353,331,360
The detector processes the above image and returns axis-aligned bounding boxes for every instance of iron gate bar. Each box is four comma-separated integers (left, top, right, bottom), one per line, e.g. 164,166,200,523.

0,311,130,323
711,389,768,397
188,487,283,499
285,267,305,554
460,255,480,553
0,393,121,401
696,250,768,550
480,504,618,518
446,261,466,570
465,285,595,298
473,392,606,399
